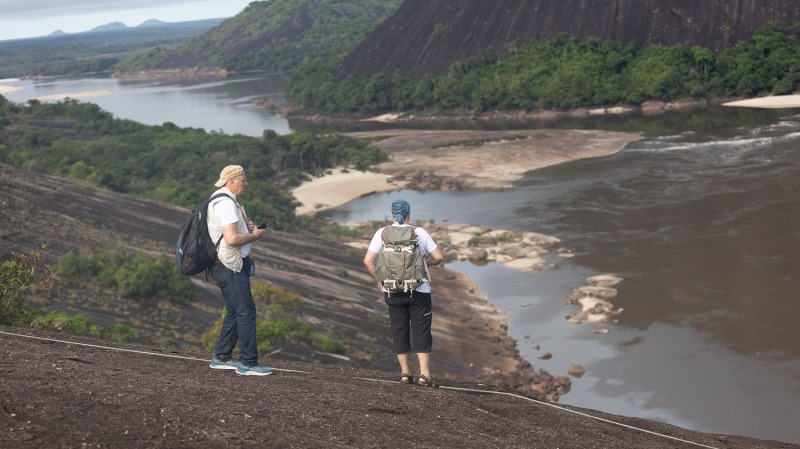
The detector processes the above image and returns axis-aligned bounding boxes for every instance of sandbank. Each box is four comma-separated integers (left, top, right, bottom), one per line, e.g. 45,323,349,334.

0,85,22,95
723,95,800,109
31,89,114,102
292,128,642,215
292,168,399,215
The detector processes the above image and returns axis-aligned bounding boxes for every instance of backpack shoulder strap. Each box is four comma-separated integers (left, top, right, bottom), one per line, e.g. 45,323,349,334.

208,192,233,203
205,192,233,246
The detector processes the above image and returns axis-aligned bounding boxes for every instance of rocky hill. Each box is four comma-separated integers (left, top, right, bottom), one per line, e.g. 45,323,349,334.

116,0,401,74
0,162,551,396
340,0,800,77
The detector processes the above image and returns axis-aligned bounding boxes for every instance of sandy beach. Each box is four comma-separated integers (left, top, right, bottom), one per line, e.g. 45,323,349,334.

30,89,114,102
723,94,800,109
292,168,399,215
0,85,23,95
292,128,642,214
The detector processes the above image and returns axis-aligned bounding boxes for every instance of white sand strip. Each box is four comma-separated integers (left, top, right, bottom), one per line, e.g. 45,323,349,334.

0,85,23,95
723,95,800,109
292,169,400,215
31,89,114,102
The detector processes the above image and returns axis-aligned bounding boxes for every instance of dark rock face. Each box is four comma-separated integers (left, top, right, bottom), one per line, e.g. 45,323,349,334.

341,0,800,77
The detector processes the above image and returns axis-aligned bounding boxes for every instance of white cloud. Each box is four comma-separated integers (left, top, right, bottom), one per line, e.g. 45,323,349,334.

0,0,256,40
0,1,207,19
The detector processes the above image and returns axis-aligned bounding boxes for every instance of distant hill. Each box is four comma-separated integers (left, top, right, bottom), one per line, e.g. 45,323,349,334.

115,0,402,74
0,18,227,78
340,0,800,77
89,21,129,33
138,19,168,29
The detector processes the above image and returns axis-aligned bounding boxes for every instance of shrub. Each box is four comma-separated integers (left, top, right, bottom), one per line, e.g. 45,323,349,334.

30,311,134,342
0,248,132,341
0,247,52,326
203,281,345,354
56,249,195,303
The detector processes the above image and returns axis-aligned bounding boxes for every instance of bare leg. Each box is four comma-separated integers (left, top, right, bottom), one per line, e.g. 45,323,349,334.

417,352,431,378
397,352,412,375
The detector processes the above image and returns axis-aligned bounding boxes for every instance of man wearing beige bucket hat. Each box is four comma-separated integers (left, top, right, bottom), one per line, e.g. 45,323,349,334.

206,165,273,376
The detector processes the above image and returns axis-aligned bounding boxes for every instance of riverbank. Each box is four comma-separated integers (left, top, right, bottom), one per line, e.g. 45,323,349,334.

0,83,116,101
292,127,642,203
292,168,398,215
289,127,639,392
0,84,22,95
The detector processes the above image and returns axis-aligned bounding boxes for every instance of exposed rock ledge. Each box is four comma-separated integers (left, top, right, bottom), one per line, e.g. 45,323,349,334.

341,220,565,273
565,274,624,326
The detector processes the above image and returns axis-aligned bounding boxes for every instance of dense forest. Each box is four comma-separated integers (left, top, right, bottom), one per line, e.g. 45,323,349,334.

339,0,800,77
286,22,800,113
116,0,402,73
0,96,386,230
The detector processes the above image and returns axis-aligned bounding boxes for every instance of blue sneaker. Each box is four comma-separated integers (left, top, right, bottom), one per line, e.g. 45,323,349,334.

236,364,274,376
209,356,243,370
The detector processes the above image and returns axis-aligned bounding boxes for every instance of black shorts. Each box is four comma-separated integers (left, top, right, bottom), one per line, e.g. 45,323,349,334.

384,291,433,354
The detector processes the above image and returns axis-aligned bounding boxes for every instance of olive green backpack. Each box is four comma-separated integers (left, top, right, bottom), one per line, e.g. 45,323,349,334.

376,226,430,293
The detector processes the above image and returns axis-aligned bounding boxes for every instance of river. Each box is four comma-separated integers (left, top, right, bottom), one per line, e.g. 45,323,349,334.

2,74,798,444
1,74,292,135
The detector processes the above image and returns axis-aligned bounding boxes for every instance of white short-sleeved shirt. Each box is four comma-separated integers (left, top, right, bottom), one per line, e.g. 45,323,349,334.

367,224,438,293
207,187,251,272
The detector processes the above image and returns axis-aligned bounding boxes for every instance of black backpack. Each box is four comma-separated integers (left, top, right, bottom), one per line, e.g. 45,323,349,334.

174,192,231,276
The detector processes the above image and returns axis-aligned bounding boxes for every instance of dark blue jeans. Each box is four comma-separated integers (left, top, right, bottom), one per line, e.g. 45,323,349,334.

211,259,258,366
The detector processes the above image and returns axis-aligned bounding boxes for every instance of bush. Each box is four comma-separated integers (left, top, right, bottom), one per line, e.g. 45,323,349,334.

0,247,51,326
0,248,132,341
56,249,195,303
30,311,134,342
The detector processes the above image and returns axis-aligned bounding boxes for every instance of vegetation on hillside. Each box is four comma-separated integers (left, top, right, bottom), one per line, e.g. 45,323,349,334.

0,96,387,231
286,22,800,113
0,97,377,351
202,281,346,355
116,0,402,73
0,247,133,341
55,249,195,303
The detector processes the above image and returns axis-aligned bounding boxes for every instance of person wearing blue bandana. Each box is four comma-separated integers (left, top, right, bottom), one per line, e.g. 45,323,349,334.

363,199,445,387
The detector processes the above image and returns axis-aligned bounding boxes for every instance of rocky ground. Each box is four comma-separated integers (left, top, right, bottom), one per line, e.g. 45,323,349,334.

2,326,796,449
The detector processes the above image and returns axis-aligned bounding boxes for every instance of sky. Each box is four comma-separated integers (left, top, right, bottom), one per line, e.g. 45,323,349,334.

0,0,257,41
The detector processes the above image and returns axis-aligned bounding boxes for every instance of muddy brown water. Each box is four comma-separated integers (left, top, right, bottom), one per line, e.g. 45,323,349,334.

323,113,800,444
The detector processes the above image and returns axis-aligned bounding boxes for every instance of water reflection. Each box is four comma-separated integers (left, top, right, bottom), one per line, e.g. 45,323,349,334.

3,74,292,136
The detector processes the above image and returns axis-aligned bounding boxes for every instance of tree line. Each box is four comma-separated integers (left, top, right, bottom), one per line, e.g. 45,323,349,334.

286,22,800,113
0,96,387,231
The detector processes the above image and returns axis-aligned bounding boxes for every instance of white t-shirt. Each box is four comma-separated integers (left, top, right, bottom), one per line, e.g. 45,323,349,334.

207,187,251,272
367,224,438,293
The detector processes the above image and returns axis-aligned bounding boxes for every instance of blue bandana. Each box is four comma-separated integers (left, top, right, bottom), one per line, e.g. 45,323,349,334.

391,199,411,224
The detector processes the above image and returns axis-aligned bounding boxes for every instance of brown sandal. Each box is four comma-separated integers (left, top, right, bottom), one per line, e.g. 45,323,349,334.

416,374,438,388
400,373,414,384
